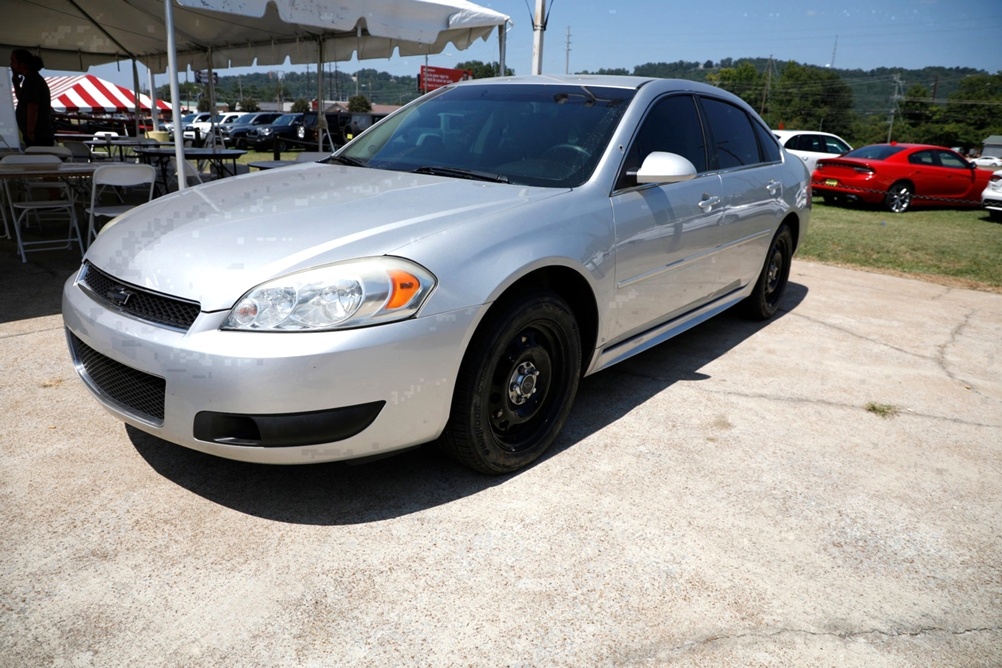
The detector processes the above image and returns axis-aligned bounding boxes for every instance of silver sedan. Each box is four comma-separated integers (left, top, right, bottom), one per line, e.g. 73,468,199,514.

62,75,811,474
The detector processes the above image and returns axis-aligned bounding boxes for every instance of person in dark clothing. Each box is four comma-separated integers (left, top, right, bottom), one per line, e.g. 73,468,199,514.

10,48,54,147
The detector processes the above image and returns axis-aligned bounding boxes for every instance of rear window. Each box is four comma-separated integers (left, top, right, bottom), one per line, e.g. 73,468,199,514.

844,145,906,160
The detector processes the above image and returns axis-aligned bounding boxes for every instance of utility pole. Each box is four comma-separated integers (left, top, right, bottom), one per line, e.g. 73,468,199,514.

829,35,838,68
760,55,772,116
565,26,572,75
887,74,904,142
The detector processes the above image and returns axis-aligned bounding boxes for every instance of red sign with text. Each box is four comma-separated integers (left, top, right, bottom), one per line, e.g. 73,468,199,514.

418,66,473,92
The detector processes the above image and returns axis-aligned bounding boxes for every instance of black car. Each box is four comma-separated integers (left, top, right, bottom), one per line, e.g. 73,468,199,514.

248,113,305,151
221,112,283,149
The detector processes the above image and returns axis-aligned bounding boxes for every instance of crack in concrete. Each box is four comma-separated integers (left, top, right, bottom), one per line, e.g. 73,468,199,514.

0,324,65,340
662,625,1001,656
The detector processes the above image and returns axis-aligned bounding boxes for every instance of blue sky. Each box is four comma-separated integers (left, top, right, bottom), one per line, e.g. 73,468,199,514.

57,0,1002,89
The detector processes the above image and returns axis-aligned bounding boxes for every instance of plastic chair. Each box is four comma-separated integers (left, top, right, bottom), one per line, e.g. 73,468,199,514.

85,163,158,244
0,154,82,263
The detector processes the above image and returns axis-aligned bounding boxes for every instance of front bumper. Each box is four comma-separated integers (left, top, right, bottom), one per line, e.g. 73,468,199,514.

62,271,482,464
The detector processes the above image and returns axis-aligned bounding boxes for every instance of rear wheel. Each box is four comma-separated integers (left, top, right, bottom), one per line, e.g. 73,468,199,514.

884,181,913,213
442,291,581,474
235,137,247,150
744,224,793,320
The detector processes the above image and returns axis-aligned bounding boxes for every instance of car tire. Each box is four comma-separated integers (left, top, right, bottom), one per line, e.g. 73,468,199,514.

442,291,582,474
884,181,913,213
297,126,306,140
275,139,287,152
235,138,246,150
988,210,1002,222
744,224,793,321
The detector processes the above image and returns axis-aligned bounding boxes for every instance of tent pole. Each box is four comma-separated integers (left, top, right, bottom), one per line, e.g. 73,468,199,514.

131,59,142,138
498,23,507,77
164,0,186,191
317,39,327,152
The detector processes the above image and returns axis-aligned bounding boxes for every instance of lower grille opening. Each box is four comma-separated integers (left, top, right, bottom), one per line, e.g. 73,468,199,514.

68,331,166,425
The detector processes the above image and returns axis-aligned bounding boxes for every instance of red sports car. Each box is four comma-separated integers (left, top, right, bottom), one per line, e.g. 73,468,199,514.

812,143,993,213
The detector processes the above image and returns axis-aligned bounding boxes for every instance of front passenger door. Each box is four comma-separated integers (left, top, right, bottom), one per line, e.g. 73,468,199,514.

609,94,724,342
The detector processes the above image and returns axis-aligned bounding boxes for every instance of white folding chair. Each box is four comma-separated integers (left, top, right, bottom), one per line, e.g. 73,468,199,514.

90,131,119,160
61,141,97,163
0,154,83,263
86,163,157,244
167,158,217,191
25,145,73,160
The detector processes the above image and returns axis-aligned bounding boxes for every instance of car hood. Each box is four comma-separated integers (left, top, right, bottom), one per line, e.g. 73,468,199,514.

86,164,563,311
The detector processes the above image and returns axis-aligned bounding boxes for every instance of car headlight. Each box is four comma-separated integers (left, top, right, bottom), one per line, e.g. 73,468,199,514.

260,128,273,136
222,257,436,331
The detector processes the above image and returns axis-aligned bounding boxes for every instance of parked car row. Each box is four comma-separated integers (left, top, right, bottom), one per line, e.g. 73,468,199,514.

775,129,998,217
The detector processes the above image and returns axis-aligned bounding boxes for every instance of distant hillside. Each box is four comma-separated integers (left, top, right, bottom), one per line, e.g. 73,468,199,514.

581,58,990,117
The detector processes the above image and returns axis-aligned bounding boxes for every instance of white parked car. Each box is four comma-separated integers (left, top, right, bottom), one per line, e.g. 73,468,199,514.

63,75,812,474
184,112,246,145
982,170,1002,221
971,155,1002,168
774,130,853,174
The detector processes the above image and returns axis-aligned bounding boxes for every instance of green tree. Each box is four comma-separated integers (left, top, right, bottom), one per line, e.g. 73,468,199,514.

708,61,764,110
291,98,311,113
769,62,853,136
239,98,260,112
454,60,514,78
348,95,372,112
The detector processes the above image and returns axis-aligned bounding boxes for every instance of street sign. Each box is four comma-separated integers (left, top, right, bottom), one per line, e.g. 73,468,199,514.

195,70,218,85
418,66,473,93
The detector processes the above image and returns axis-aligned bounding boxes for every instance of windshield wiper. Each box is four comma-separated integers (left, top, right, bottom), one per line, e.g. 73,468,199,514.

329,155,365,167
413,166,510,183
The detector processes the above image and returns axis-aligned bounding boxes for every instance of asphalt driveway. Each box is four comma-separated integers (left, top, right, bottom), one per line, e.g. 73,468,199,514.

2,241,1000,667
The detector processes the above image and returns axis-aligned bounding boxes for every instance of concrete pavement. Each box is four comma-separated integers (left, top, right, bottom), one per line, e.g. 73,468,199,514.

2,241,1000,666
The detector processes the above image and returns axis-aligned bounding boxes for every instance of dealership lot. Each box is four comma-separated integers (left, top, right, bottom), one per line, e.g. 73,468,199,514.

2,245,1000,666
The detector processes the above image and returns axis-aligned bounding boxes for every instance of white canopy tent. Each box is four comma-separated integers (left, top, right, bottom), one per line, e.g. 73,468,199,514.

3,0,511,188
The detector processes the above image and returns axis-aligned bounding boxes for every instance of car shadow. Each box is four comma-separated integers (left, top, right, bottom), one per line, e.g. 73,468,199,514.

130,281,809,525
0,238,80,324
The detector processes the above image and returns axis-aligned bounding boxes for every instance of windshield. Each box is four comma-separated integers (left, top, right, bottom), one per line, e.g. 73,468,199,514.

273,114,300,127
340,83,635,188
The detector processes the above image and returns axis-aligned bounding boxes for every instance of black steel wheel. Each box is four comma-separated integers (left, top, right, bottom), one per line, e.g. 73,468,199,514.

744,224,793,320
442,291,581,474
884,181,913,213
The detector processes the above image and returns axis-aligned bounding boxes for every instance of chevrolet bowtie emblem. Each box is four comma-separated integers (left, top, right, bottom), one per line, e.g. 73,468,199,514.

107,286,133,307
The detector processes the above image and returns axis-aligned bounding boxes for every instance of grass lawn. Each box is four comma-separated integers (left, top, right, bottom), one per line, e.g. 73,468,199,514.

799,198,1002,293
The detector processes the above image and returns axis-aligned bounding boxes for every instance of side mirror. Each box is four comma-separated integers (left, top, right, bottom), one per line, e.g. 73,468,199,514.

634,151,697,185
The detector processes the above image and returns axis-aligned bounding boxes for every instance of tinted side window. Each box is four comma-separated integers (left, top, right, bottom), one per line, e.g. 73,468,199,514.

909,151,936,166
699,97,761,169
824,137,851,154
622,94,708,181
754,123,781,163
937,150,968,169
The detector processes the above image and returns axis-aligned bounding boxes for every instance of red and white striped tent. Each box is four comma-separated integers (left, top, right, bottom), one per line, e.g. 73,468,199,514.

45,74,170,114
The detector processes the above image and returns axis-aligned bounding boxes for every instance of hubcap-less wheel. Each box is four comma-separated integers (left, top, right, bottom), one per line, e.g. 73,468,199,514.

744,224,793,320
885,182,913,213
442,292,581,474
490,332,554,451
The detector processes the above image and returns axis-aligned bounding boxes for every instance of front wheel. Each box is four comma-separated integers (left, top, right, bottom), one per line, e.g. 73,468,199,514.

744,224,793,320
442,292,582,474
884,181,913,213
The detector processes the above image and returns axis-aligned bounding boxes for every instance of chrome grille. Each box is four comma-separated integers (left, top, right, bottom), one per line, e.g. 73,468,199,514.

80,262,200,330
69,332,166,424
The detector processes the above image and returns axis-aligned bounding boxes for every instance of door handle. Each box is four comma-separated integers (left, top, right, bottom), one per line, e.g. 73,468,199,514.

698,194,720,212
766,179,781,195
